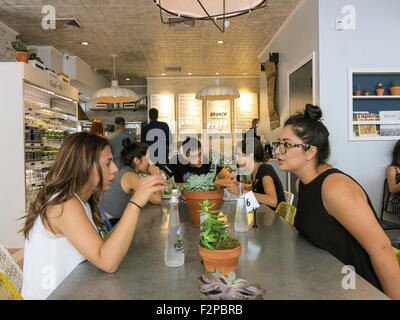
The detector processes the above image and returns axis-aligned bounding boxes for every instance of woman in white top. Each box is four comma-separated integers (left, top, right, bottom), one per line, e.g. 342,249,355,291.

21,132,166,299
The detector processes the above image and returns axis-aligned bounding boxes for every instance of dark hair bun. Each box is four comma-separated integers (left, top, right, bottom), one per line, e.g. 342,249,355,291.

122,138,132,148
304,104,322,121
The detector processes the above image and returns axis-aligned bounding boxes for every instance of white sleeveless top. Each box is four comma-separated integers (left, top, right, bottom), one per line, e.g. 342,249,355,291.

21,194,98,300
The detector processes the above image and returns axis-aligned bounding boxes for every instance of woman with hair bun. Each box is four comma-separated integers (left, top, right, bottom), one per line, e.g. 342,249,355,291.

100,138,163,219
274,104,400,299
225,137,285,210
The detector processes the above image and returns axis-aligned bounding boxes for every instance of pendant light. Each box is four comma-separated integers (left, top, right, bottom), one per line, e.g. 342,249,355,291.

195,52,240,101
92,55,138,103
154,0,268,33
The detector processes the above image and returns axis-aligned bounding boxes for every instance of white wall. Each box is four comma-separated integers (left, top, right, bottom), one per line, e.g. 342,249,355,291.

0,63,26,248
318,0,400,210
258,0,320,142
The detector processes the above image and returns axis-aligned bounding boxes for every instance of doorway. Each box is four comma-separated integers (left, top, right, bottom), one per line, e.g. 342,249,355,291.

287,52,316,206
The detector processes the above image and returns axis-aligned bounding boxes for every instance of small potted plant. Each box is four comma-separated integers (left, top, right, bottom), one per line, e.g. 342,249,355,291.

354,84,362,96
198,200,241,275
364,88,370,96
199,272,266,300
389,80,400,96
180,171,224,227
28,53,45,70
11,38,29,63
376,83,384,96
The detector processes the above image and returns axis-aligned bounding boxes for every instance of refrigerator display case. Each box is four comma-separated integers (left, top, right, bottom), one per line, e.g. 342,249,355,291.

0,62,79,248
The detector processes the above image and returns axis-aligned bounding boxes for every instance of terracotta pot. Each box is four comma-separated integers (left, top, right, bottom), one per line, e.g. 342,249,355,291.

15,51,29,63
364,92,369,96
376,88,384,96
183,189,224,227
354,90,362,96
199,244,242,276
390,86,400,96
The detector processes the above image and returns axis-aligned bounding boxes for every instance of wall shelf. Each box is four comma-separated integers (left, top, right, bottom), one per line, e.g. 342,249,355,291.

348,68,400,141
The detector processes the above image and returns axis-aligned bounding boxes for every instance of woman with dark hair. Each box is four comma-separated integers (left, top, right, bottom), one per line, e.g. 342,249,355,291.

225,138,285,210
273,104,400,299
21,132,166,299
160,137,233,183
100,138,163,219
386,140,400,215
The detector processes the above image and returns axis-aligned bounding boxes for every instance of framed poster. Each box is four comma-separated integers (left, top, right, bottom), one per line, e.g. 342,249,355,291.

150,94,176,133
234,93,258,131
178,94,203,134
206,100,231,133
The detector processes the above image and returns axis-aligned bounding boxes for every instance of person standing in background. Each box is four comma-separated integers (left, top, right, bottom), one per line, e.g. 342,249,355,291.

141,108,172,165
108,117,136,169
244,118,260,141
89,119,106,138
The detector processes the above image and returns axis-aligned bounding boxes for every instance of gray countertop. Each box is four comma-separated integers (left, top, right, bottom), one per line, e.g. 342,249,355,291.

48,201,389,300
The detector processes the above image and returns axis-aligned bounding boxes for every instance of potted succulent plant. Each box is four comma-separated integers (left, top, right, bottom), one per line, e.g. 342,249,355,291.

389,80,400,96
11,38,29,63
364,88,370,96
354,84,362,96
180,171,224,227
199,272,266,300
376,83,384,96
198,200,241,275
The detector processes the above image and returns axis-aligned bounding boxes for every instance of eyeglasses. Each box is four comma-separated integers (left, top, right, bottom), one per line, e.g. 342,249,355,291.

272,141,312,155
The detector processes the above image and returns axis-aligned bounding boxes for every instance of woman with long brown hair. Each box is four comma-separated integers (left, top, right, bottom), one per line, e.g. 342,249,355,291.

21,132,166,299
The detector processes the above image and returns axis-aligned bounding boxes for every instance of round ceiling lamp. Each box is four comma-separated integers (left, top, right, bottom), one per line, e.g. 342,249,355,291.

154,0,268,32
196,79,240,101
92,55,138,103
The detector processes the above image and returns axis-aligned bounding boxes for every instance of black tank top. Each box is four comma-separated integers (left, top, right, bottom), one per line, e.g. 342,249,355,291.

294,168,382,291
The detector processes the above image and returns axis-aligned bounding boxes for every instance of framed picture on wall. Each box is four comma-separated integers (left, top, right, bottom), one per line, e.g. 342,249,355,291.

150,94,176,134
178,94,202,134
206,100,231,134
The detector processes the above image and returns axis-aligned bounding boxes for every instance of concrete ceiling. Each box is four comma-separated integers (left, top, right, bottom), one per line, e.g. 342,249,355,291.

0,0,300,85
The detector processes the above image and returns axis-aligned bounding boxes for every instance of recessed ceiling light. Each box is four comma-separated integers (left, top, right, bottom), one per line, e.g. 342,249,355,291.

243,72,247,75
215,72,219,75
81,41,89,46
217,40,224,44
161,73,166,76
187,72,192,75
126,78,130,81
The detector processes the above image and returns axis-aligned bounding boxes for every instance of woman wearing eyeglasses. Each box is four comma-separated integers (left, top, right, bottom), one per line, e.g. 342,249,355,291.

273,104,400,299
225,138,285,210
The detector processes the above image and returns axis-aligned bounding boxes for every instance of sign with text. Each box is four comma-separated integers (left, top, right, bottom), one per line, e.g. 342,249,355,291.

244,191,260,213
206,100,231,133
150,94,176,134
178,94,203,134
234,93,258,131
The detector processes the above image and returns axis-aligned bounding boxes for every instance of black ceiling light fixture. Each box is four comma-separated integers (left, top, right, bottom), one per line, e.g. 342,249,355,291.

154,0,268,33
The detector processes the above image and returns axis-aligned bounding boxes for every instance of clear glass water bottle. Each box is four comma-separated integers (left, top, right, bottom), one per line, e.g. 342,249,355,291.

234,183,248,232
165,189,185,267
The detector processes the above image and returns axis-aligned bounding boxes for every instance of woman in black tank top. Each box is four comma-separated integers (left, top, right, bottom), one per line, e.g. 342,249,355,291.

272,104,400,299
386,140,400,215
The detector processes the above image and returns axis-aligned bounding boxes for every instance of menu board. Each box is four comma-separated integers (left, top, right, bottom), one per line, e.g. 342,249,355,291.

150,94,176,133
206,100,231,133
234,93,258,130
178,94,203,134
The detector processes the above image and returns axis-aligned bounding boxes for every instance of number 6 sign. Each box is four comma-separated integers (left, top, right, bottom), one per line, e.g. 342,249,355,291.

244,191,260,213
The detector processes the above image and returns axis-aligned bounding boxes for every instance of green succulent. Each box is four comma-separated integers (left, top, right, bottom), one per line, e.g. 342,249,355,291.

199,200,239,250
199,272,266,300
390,80,400,88
179,171,217,192
11,39,28,52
